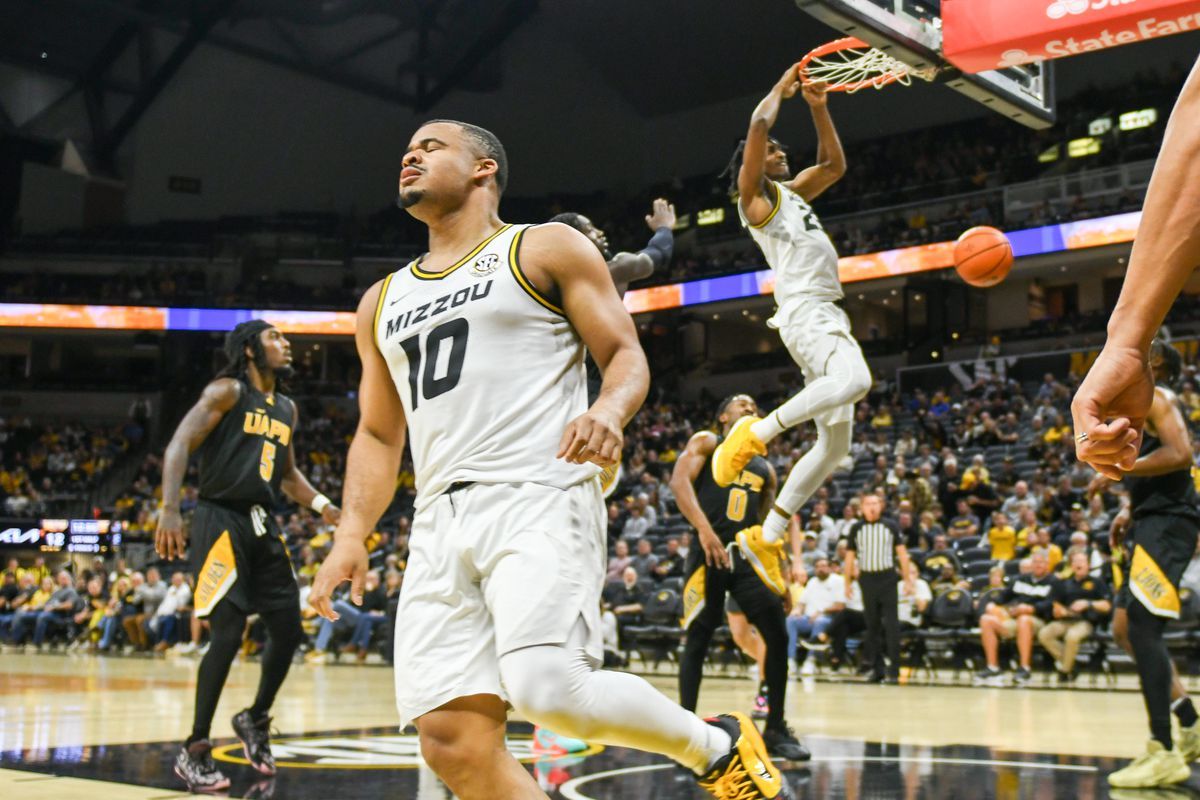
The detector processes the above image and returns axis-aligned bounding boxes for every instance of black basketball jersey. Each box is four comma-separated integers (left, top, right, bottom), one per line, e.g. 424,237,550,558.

695,442,772,544
196,380,295,508
1127,427,1200,522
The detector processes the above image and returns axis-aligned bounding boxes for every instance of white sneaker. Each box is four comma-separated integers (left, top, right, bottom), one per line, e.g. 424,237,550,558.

800,659,816,676
175,642,197,655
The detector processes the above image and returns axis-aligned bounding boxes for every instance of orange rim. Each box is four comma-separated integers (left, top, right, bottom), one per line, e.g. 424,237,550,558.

798,36,905,93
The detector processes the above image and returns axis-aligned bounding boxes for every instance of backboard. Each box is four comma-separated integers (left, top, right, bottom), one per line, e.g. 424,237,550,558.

795,0,1058,129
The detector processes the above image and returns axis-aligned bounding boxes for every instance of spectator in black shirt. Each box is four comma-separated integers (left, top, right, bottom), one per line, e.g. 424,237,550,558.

965,474,1000,523
947,499,980,540
1038,550,1111,682
603,567,647,637
938,459,964,513
1050,477,1081,522
921,534,962,580
651,537,685,582
975,550,1056,686
0,571,19,612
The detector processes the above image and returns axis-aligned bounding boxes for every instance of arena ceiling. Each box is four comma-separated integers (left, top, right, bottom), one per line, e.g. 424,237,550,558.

1,0,1196,181
0,0,837,162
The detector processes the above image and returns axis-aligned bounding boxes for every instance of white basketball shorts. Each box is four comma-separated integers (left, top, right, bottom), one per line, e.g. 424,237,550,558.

768,297,865,426
393,479,606,728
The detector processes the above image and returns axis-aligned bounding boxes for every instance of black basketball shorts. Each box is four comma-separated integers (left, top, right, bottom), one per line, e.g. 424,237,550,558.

190,500,298,617
1115,512,1198,620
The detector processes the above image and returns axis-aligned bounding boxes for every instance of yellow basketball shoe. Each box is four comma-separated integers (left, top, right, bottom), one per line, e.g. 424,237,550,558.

736,525,787,596
1107,740,1190,788
1177,722,1200,763
697,712,791,799
712,416,766,487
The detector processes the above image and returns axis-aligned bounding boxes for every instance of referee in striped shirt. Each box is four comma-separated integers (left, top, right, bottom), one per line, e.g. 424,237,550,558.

843,492,913,683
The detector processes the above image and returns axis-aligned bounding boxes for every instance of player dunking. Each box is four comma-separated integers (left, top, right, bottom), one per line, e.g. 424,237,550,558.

156,320,341,792
713,67,870,593
1105,338,1200,789
309,120,791,800
671,394,809,762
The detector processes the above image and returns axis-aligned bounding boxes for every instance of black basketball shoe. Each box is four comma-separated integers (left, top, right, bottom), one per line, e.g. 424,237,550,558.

174,739,231,793
232,708,277,776
763,723,812,762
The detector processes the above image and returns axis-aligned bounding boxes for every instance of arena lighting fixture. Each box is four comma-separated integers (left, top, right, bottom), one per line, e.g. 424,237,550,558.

1067,137,1101,157
696,208,726,226
673,214,691,231
1037,145,1060,163
1119,108,1157,130
1088,117,1112,136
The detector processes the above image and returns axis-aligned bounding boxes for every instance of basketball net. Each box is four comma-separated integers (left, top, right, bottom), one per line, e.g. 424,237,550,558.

799,37,940,93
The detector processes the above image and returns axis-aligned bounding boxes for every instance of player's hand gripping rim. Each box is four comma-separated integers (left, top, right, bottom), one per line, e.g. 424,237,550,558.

308,537,369,622
558,408,623,467
154,507,187,561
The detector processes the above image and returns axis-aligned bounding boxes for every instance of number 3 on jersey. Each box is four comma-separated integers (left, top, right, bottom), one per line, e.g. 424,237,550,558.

398,319,469,410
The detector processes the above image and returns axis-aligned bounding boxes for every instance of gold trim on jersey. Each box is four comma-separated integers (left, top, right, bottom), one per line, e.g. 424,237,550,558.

749,181,782,230
509,226,566,316
411,224,513,280
194,530,238,618
372,272,396,350
1129,543,1181,619
680,564,706,629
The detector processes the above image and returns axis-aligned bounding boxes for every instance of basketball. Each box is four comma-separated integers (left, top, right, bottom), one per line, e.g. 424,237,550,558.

954,226,1013,288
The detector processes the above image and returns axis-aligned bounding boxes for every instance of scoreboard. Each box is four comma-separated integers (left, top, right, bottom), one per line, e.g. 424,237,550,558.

0,518,124,554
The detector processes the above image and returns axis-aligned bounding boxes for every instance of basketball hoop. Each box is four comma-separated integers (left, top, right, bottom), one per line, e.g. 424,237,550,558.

798,37,940,93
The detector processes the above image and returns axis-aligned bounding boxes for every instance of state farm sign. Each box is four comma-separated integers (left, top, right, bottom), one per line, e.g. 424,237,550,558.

943,0,1199,73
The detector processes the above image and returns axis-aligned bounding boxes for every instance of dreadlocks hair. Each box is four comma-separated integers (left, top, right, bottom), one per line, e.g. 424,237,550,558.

423,119,509,193
1150,333,1183,387
218,320,274,382
718,136,786,198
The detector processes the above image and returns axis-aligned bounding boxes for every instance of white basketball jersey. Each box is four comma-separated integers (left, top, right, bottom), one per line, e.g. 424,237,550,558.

374,223,598,510
738,181,842,307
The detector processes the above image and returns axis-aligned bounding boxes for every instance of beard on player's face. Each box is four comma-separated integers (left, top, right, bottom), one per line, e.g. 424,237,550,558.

397,189,425,210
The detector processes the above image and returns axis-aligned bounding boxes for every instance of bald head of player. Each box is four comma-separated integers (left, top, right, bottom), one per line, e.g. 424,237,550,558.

398,120,508,217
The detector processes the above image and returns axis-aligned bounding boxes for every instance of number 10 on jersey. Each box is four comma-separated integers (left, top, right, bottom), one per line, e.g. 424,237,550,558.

398,319,469,409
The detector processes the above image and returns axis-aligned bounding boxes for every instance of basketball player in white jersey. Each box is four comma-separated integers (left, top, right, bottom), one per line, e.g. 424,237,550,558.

713,68,871,595
309,120,790,800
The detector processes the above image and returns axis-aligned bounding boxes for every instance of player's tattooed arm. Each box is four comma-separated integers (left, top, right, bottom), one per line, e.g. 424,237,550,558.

788,81,847,202
311,281,406,619
523,222,650,468
279,406,341,525
669,431,729,570
739,63,801,225
155,378,241,560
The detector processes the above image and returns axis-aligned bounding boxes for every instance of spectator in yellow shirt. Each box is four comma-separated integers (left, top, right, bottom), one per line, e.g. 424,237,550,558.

1043,414,1071,445
986,511,1018,562
1034,528,1064,571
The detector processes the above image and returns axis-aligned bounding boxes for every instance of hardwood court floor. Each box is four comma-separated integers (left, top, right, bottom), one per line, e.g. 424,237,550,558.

0,650,1188,799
